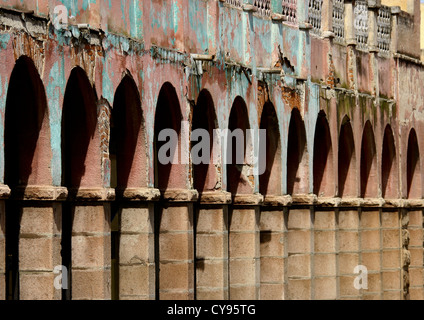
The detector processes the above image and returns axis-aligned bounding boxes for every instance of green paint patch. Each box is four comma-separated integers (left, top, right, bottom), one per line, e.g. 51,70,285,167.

0,34,10,50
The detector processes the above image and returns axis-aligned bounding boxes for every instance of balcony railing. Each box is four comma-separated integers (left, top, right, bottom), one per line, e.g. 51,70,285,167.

282,0,297,24
225,0,242,8
308,0,323,35
332,0,345,43
254,0,271,16
377,5,391,54
354,0,369,51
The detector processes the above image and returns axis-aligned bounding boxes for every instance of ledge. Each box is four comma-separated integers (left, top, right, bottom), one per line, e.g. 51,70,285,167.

199,191,232,205
116,187,161,201
262,195,292,206
298,22,313,30
316,196,341,207
403,199,424,208
242,4,257,13
291,194,317,206
68,187,115,201
162,189,199,202
0,184,11,199
337,197,363,207
11,185,67,201
233,193,264,206
271,13,286,22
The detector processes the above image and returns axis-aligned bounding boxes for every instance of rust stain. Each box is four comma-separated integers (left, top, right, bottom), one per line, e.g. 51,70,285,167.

281,86,300,110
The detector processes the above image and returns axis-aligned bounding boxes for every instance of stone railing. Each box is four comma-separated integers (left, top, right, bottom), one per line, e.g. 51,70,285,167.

282,0,297,24
354,0,369,51
254,0,271,16
332,0,345,43
308,0,323,34
377,5,391,54
225,0,242,8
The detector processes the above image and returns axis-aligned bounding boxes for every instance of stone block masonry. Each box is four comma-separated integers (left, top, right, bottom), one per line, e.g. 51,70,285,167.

0,0,422,300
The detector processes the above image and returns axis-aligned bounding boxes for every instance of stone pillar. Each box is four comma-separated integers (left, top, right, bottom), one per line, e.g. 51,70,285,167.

0,185,10,300
229,194,262,300
259,195,290,300
70,188,114,300
359,207,382,299
0,185,9,300
381,208,402,299
286,206,313,300
338,208,361,299
344,0,355,45
15,186,66,300
367,2,380,97
157,189,197,300
313,208,337,300
407,209,424,300
117,188,160,300
0,201,4,300
321,0,333,35
196,191,231,300
344,0,358,90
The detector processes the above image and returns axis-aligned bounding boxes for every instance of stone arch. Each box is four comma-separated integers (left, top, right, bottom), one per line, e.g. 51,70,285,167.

226,96,253,195
360,121,378,198
4,55,51,300
110,74,146,191
381,125,398,198
259,101,282,196
313,111,334,197
191,89,219,193
287,108,308,195
407,128,421,199
61,66,100,189
338,116,356,197
154,82,185,190
4,56,51,188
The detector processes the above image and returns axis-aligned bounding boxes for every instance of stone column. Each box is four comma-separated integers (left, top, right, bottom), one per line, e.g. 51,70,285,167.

313,208,338,300
229,194,262,300
259,195,291,300
117,188,160,300
407,208,424,300
15,186,66,300
156,189,198,300
359,206,382,299
337,207,361,299
321,0,333,36
344,0,358,90
0,185,10,300
286,204,313,300
70,187,114,300
196,191,231,300
381,207,402,300
367,1,380,97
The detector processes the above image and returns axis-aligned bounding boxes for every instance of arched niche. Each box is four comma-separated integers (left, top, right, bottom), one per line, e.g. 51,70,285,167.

61,67,100,189
313,111,334,197
287,108,308,195
4,56,51,188
110,74,146,191
191,89,219,193
360,121,378,198
259,102,282,196
338,116,356,197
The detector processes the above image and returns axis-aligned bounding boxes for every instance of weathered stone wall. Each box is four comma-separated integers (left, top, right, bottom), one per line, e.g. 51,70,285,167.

0,0,422,300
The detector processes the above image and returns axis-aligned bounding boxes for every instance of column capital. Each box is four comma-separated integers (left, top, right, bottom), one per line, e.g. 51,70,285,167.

115,187,161,201
11,185,67,201
199,191,232,204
